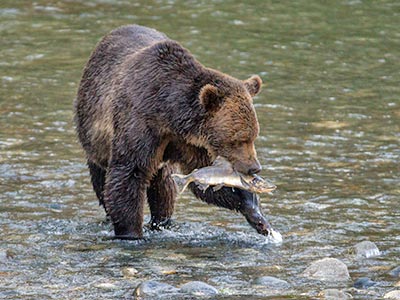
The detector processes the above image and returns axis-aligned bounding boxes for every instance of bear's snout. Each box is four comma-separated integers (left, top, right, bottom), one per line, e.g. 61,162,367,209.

247,162,262,175
234,159,262,175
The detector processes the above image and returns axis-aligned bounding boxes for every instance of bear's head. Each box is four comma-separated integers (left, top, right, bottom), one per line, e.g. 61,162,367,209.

199,74,263,175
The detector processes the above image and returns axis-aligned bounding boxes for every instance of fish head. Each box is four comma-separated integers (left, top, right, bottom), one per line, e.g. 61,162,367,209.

251,176,276,192
240,174,277,193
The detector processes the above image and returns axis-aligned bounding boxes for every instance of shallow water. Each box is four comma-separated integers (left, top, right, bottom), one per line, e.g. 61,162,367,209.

1,0,399,299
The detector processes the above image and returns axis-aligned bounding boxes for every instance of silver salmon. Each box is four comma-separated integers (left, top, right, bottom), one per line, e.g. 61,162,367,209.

171,156,276,194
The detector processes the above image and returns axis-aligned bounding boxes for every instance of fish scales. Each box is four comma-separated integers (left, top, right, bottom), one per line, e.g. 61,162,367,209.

172,156,276,194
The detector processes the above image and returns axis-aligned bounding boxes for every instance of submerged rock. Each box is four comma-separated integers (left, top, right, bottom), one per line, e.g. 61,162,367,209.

354,241,381,258
389,266,400,278
180,281,218,296
0,249,15,260
0,250,7,261
302,258,350,281
253,276,290,289
320,288,352,300
134,280,178,299
353,277,376,289
384,290,400,299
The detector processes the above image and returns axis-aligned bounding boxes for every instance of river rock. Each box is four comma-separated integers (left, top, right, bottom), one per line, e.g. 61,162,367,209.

353,277,376,289
302,258,350,281
0,249,15,260
0,250,7,261
95,282,118,290
134,280,178,298
253,276,290,289
320,289,352,300
354,241,381,258
122,267,139,278
389,266,400,278
180,281,218,296
384,290,400,299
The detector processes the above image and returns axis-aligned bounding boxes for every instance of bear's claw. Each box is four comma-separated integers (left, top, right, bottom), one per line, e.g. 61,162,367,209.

148,217,172,231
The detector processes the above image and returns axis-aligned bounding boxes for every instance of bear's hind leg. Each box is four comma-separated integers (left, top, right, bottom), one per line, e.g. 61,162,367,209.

104,160,147,239
88,161,106,209
147,164,177,230
104,132,163,240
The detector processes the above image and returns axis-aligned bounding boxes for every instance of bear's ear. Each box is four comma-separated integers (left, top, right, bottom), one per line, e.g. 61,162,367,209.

199,84,224,113
244,75,262,96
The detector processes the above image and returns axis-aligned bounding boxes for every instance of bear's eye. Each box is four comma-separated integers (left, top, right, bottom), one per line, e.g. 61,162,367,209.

214,79,222,86
230,141,243,148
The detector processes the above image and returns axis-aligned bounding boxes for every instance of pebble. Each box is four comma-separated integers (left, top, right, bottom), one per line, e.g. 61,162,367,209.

134,280,178,298
384,290,400,299
354,241,381,258
253,276,290,289
121,267,139,278
320,288,353,300
160,269,178,275
389,266,400,278
302,258,350,281
180,281,218,296
95,282,118,290
353,277,376,289
0,249,15,260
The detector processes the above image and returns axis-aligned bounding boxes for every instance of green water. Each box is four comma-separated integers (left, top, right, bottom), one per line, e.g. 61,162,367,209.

1,1,399,299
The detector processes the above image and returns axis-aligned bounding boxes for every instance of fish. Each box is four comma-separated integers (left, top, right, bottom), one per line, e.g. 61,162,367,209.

171,156,276,194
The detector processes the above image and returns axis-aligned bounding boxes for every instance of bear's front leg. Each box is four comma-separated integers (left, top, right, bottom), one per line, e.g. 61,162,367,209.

237,190,273,236
147,164,177,230
189,184,273,236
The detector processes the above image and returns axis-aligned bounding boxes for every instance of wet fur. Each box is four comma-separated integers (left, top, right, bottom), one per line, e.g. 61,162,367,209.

74,25,262,239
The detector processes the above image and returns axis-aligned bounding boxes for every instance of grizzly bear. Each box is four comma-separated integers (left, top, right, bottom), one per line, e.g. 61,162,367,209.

74,25,273,239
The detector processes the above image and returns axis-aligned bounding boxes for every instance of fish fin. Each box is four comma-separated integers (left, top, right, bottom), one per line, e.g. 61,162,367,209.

212,184,224,192
197,183,209,192
171,174,191,194
212,156,232,168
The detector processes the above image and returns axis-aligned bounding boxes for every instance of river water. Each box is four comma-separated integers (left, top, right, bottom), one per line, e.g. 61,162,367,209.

0,1,399,299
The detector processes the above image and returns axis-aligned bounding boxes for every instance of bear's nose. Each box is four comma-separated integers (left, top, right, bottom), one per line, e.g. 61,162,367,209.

247,160,262,175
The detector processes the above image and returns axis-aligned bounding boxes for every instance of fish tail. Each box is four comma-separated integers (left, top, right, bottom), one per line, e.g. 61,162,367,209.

171,174,191,194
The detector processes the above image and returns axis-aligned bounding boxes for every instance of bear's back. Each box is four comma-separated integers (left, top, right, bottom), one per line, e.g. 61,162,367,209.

85,25,169,76
75,25,169,166
104,25,169,57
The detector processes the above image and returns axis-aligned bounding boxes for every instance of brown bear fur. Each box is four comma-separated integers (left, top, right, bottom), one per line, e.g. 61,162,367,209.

74,25,269,239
